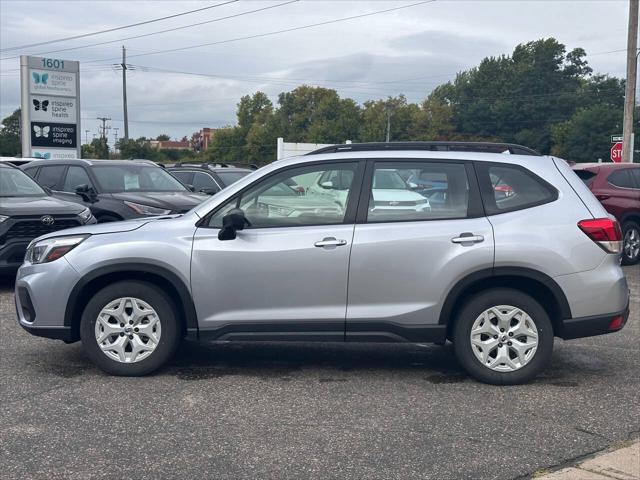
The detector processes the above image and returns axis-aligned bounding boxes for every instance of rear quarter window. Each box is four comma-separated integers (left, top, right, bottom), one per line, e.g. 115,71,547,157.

477,163,558,215
574,169,597,187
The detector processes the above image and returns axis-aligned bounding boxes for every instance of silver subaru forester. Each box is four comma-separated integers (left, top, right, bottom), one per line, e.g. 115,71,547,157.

15,142,630,384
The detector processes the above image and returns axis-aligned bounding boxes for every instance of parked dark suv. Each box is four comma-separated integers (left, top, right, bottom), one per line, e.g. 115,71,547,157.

167,163,253,195
22,159,208,223
0,162,95,273
572,163,640,265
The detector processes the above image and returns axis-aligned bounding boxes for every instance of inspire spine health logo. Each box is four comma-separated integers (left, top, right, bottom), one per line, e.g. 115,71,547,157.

32,72,49,85
33,99,49,112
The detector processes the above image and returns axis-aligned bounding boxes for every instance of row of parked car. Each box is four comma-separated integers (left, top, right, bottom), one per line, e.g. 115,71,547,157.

1,159,255,273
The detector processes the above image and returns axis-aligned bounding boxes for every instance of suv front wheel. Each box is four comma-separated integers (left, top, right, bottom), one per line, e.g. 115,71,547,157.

453,289,553,385
80,281,180,376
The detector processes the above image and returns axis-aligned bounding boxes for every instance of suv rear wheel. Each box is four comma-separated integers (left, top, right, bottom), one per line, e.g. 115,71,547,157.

622,220,640,265
80,281,180,376
453,289,553,385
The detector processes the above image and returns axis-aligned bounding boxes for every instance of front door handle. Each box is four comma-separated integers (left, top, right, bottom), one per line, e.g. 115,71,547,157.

451,233,484,245
314,237,347,248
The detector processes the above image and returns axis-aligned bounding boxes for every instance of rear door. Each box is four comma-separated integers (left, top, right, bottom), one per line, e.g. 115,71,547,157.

346,160,494,341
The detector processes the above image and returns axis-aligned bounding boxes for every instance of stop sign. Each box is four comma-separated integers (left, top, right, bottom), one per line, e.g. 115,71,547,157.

611,142,623,163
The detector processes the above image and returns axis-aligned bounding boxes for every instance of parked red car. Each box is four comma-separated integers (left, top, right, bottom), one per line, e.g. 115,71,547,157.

572,163,640,265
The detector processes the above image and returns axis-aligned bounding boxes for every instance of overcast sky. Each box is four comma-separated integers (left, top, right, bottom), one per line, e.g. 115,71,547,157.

0,0,633,144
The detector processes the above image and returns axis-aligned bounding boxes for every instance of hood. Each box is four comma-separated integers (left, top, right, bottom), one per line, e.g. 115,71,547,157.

110,191,208,211
0,195,85,216
31,215,180,242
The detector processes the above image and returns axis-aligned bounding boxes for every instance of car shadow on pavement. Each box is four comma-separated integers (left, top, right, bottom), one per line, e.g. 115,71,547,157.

167,340,470,383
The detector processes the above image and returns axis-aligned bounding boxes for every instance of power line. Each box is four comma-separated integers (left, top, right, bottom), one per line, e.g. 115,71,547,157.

0,1,239,52
0,1,299,61
81,0,437,65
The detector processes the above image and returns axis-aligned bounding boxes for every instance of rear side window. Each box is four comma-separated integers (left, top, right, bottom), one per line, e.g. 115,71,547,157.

37,165,66,190
366,162,470,222
574,170,597,187
478,163,557,215
608,169,637,189
631,168,640,187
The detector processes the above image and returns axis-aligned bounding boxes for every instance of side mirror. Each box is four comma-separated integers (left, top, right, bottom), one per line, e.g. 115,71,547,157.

408,182,418,189
218,209,251,240
43,186,53,195
75,184,98,203
200,187,219,195
186,184,196,192
320,181,334,189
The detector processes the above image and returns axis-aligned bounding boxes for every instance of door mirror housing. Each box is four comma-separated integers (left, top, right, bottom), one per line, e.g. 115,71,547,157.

75,184,98,203
320,181,334,189
218,209,251,240
185,184,196,192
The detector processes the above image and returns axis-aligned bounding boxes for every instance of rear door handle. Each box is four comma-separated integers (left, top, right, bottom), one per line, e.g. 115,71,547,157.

314,237,347,248
451,233,484,244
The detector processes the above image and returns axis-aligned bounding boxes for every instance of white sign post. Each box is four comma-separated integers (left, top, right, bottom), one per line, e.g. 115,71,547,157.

20,56,81,159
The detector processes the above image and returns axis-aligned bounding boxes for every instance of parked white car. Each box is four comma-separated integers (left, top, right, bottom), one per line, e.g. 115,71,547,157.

306,168,430,216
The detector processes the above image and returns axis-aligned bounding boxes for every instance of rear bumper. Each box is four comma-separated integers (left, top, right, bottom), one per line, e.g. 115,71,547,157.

558,304,630,340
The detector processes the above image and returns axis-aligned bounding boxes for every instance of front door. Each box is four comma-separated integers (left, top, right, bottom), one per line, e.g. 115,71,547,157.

191,161,363,339
346,160,494,341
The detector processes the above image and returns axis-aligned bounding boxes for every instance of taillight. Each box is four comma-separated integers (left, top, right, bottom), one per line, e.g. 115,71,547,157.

578,218,622,254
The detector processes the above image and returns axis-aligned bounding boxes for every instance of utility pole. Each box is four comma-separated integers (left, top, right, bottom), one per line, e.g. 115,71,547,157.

385,108,391,143
622,0,638,163
113,127,119,152
121,45,129,141
85,129,90,144
96,116,111,140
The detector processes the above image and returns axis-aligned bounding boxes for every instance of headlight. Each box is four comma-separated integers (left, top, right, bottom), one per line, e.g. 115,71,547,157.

25,235,89,264
0,215,8,224
78,207,93,224
124,201,171,216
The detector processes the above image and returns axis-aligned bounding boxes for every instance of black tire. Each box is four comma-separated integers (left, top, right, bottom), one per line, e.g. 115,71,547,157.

80,281,180,376
453,288,553,385
621,221,640,266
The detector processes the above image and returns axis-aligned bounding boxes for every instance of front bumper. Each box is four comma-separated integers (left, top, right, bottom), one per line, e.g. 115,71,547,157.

15,257,80,342
0,240,29,272
558,304,630,340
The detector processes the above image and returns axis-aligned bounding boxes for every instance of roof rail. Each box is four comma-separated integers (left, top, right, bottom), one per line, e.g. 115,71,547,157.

306,141,542,156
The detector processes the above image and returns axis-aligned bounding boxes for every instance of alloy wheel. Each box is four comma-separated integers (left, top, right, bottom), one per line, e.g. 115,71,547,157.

94,297,162,363
470,305,539,372
624,227,640,261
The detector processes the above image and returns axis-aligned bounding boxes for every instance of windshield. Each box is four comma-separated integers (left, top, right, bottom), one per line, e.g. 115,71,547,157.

92,165,188,193
373,170,407,189
217,170,250,187
0,168,46,197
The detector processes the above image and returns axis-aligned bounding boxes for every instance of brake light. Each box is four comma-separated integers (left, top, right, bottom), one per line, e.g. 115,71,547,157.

608,315,625,331
578,218,622,254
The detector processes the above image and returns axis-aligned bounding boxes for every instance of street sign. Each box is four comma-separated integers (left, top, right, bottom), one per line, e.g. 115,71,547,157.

611,142,623,163
20,56,81,159
611,135,623,143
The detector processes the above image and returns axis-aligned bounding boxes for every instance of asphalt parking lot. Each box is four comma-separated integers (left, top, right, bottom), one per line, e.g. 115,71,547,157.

0,267,638,480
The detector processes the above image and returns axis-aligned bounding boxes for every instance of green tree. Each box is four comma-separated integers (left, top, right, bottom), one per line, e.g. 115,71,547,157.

156,133,170,141
0,108,21,156
82,138,109,159
551,105,623,162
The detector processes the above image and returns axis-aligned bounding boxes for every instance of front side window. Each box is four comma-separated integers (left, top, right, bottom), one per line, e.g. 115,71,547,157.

608,169,637,189
92,165,188,193
62,166,92,192
366,162,469,222
209,163,358,228
216,170,250,187
37,165,65,189
193,172,219,192
480,163,557,214
171,171,193,185
0,168,46,197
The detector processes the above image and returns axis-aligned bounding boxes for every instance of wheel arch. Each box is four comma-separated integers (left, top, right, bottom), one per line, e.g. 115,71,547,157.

439,267,572,337
64,263,198,342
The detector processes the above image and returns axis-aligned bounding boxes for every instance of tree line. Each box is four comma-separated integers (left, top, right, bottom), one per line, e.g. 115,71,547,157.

1,38,637,163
